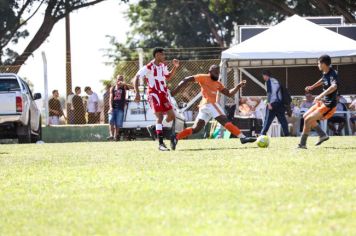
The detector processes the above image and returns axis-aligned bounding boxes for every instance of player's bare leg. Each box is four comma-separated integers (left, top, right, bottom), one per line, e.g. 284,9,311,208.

215,115,257,144
165,109,175,123
298,111,323,148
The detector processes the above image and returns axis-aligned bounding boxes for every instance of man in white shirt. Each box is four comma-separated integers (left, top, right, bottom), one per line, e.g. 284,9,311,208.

67,92,75,124
84,86,99,124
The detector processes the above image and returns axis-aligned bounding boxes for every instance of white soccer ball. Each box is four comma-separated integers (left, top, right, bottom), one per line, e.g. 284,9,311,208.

257,135,270,148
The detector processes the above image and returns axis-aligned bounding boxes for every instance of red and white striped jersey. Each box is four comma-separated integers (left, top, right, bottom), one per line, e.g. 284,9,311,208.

137,61,170,94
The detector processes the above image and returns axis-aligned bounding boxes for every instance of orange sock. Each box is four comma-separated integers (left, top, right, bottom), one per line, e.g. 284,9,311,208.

177,127,193,140
224,122,241,136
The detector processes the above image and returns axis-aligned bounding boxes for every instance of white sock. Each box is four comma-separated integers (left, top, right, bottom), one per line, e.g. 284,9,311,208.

238,133,246,138
156,124,163,132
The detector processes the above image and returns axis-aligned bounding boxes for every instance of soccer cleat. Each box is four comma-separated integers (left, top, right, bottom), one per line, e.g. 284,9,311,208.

240,136,257,144
315,135,329,146
296,144,307,149
170,134,178,151
146,125,156,140
158,143,170,151
106,136,114,141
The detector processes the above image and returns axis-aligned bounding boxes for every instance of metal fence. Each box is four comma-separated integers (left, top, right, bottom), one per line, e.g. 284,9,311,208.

2,59,356,126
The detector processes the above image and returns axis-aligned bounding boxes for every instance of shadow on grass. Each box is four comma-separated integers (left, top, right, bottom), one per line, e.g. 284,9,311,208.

322,147,356,150
179,146,259,152
0,152,9,155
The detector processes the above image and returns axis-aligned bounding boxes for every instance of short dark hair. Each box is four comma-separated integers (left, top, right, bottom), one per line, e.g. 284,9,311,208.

84,86,91,92
75,86,81,92
262,69,271,77
52,89,58,95
209,64,219,72
153,47,164,57
318,54,331,66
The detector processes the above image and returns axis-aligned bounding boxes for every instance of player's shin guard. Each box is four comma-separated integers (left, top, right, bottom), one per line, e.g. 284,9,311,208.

224,122,244,138
156,124,164,144
176,127,193,140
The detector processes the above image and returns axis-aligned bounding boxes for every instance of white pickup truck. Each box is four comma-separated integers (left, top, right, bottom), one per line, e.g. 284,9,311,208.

0,73,42,143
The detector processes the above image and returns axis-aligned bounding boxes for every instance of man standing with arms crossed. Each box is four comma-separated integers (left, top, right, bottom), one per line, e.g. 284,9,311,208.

134,47,179,151
298,55,338,149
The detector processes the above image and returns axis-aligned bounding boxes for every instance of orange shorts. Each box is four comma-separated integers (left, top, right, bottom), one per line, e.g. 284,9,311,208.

308,101,336,120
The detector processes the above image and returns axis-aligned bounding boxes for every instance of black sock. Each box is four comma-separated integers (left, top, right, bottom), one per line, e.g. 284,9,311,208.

300,133,309,146
158,133,164,145
314,125,327,137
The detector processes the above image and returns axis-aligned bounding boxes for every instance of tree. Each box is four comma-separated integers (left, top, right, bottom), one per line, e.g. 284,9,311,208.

0,0,128,72
107,0,355,62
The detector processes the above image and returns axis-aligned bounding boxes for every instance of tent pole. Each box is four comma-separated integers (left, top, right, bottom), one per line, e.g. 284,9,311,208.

233,67,240,116
219,59,228,108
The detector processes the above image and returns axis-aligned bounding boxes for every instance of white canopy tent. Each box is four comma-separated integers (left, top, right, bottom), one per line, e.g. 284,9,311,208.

219,14,356,107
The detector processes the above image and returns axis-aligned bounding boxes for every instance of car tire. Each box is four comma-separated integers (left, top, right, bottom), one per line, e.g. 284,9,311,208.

18,115,31,144
31,117,42,143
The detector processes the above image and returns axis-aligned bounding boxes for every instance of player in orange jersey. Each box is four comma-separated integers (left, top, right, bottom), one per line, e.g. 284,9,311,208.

170,65,257,150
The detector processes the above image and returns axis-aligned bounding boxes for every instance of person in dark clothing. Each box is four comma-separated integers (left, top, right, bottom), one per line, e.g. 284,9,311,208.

260,70,289,136
108,75,133,141
298,54,339,149
48,90,65,125
72,86,86,124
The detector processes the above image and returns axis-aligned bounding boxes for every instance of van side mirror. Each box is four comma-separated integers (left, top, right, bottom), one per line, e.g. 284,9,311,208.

34,93,41,100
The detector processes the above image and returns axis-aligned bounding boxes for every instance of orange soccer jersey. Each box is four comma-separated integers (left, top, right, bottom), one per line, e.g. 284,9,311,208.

194,74,225,105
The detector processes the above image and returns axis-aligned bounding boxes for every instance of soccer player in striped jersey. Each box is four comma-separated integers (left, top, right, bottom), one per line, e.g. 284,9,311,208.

134,47,179,151
170,65,257,150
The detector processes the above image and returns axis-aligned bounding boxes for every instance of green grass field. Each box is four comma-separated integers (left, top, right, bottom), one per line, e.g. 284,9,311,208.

1,137,356,235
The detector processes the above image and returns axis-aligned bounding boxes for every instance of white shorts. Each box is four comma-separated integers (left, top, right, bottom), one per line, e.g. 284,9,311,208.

49,116,60,125
196,103,225,123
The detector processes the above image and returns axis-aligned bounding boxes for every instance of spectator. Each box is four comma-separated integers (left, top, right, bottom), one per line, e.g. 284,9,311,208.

260,70,289,136
254,99,266,121
299,92,314,132
84,86,100,124
67,91,75,124
300,92,314,110
328,94,347,136
287,103,301,136
108,75,133,141
103,83,111,124
48,90,65,125
349,97,356,135
72,86,86,124
339,94,347,104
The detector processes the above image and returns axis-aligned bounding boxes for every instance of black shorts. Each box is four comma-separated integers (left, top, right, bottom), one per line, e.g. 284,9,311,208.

350,117,356,124
328,116,346,124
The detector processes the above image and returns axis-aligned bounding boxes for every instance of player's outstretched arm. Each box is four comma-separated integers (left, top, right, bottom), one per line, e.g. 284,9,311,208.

170,76,195,96
305,79,323,92
166,59,180,80
220,80,246,98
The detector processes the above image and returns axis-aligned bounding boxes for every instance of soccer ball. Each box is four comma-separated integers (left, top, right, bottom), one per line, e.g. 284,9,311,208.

257,135,270,148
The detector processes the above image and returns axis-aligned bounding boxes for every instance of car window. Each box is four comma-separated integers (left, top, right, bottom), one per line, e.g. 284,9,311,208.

0,79,21,92
20,80,33,99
